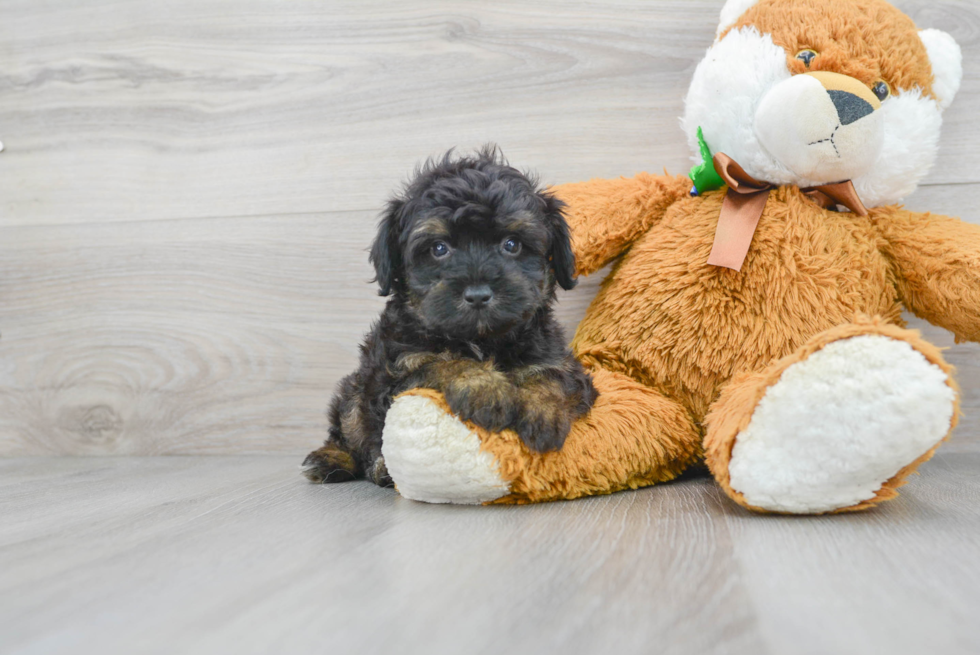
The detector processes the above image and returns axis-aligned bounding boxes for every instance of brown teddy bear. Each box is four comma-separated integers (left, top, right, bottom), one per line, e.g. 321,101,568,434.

379,0,978,513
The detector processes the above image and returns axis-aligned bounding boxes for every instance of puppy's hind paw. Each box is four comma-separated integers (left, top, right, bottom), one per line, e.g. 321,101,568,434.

369,456,394,488
301,444,359,483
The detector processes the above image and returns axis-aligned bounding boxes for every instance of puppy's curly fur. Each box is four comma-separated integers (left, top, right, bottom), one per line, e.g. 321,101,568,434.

302,146,597,487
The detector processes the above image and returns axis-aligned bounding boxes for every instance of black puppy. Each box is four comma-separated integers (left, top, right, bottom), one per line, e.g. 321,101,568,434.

302,147,597,487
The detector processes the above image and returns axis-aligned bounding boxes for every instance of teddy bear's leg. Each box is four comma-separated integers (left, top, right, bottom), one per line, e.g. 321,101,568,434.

704,320,960,514
381,367,701,504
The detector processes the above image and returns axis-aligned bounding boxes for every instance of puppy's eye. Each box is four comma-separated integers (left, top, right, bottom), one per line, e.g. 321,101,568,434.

796,49,817,67
872,80,891,101
431,241,450,259
501,237,522,255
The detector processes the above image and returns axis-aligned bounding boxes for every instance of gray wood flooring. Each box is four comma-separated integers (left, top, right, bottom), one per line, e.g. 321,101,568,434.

2,455,979,655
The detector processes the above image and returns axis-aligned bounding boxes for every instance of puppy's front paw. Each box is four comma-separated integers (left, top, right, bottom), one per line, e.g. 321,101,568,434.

302,444,359,483
444,377,517,433
515,404,572,453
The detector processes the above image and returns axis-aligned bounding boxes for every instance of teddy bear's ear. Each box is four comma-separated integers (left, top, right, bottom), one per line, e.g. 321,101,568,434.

919,29,963,110
716,0,760,38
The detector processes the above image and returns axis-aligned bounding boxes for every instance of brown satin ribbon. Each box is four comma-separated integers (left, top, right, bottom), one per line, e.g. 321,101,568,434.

706,153,869,271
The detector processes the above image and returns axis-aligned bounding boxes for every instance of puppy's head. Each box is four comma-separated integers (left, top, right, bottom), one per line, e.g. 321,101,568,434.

370,146,575,339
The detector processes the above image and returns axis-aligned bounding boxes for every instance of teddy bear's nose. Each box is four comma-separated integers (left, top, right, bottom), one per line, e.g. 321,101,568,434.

828,90,875,126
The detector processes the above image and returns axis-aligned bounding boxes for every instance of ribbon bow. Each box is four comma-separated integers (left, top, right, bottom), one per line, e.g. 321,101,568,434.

705,153,869,271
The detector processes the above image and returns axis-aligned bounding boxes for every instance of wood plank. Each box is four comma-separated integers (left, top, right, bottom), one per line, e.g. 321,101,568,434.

1,455,978,654
0,457,765,655
726,449,980,655
0,212,378,455
0,0,978,226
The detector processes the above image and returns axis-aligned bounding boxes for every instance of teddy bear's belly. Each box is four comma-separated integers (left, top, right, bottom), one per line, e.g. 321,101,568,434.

571,199,902,422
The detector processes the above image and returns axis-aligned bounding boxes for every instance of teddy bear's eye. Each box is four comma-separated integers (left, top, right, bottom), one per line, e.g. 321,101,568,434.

796,49,818,67
872,80,891,101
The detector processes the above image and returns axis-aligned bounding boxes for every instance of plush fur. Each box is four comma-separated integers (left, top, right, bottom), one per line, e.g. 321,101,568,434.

684,0,960,206
722,329,956,513
302,147,597,487
376,0,976,513
382,391,512,504
706,319,959,513
717,0,762,37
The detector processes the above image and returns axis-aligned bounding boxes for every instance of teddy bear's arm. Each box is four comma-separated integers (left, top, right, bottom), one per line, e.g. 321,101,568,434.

550,173,691,277
875,209,980,343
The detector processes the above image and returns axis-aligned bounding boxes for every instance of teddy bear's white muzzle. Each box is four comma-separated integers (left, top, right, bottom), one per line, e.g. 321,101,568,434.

754,73,884,185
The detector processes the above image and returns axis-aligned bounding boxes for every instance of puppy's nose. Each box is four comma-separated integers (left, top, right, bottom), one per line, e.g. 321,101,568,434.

463,285,493,308
828,90,874,126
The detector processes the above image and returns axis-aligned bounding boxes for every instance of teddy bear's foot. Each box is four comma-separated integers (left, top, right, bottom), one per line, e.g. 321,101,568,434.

705,320,959,514
382,368,701,504
381,389,512,504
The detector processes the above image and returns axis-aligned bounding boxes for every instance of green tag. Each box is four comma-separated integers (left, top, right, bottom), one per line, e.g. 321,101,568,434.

689,127,725,195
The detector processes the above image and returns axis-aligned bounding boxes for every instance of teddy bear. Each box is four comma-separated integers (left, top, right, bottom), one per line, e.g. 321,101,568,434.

378,0,978,514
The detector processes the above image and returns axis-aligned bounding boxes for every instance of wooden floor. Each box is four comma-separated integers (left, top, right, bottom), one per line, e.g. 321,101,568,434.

2,455,979,655
3,1,980,653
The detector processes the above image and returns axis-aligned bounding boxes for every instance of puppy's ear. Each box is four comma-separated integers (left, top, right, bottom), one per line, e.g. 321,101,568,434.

542,191,577,290
369,199,405,296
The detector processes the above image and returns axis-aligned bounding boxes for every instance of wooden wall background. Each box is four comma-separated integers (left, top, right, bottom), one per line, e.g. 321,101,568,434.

1,0,978,455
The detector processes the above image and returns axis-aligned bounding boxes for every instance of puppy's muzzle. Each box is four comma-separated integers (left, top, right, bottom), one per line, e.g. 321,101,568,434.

463,284,493,309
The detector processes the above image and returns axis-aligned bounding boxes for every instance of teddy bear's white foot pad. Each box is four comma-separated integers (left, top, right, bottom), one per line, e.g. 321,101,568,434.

728,335,956,513
381,394,511,504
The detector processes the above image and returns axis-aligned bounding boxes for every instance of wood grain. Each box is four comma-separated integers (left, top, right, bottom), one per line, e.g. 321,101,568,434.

0,0,978,226
1,0,979,454
1,455,978,654
725,449,980,655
